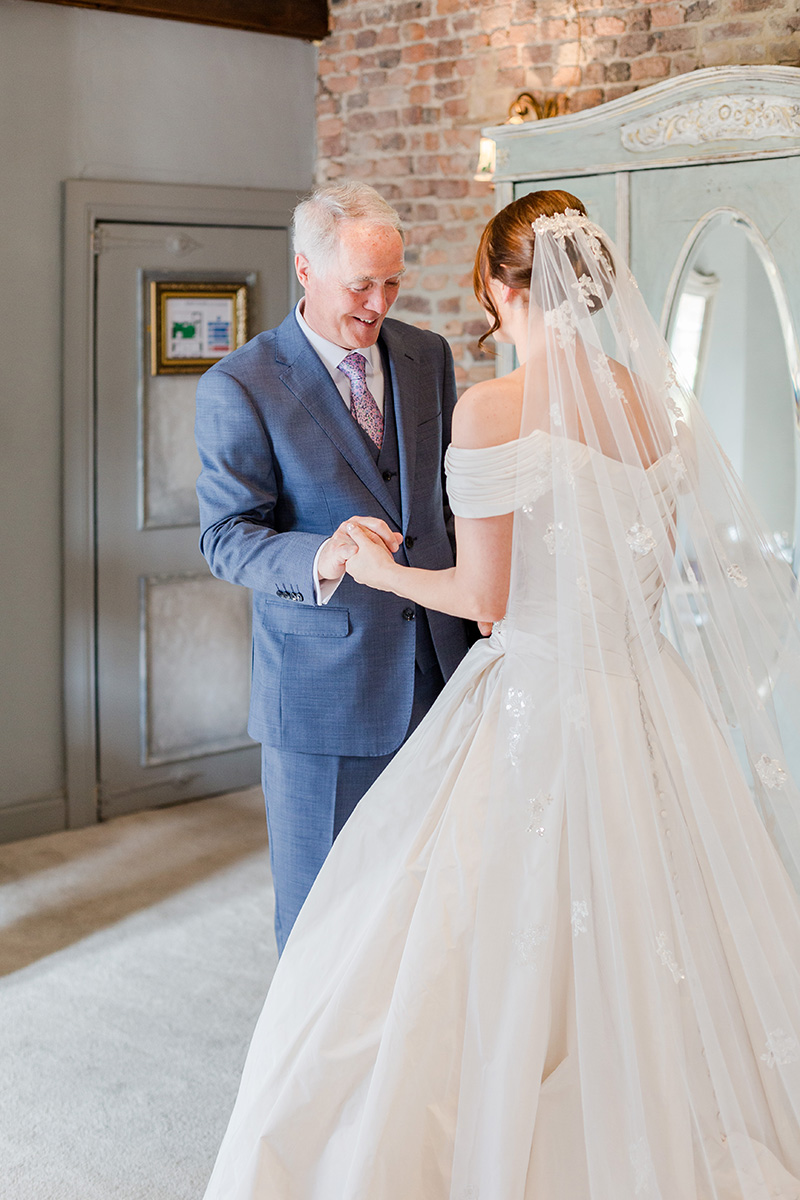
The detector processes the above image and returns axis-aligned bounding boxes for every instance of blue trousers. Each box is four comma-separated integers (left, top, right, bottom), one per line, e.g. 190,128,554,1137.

262,663,444,954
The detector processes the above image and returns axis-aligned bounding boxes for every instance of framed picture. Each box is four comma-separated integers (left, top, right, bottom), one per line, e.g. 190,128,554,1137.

150,281,248,375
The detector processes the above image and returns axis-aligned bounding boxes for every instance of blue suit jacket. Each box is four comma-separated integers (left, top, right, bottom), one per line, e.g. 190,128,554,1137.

195,310,470,757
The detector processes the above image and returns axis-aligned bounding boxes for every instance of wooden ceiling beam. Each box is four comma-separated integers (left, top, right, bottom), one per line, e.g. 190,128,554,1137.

23,0,329,42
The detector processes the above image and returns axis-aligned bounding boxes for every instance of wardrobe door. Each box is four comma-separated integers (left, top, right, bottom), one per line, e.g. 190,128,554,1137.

630,156,800,337
516,173,621,248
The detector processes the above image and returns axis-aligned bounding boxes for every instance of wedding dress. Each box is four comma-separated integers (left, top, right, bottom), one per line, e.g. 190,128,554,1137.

203,212,800,1200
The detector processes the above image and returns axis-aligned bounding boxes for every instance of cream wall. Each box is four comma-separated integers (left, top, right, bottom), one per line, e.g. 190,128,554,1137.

0,0,316,835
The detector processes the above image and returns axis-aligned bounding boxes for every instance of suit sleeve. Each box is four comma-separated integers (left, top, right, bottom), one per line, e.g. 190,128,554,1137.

195,366,325,603
438,333,458,557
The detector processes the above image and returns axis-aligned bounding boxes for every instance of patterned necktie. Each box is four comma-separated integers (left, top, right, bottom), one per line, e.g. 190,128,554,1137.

337,352,384,450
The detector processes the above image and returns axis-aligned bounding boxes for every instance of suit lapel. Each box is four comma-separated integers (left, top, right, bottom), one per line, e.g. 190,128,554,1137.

380,322,419,536
276,313,401,526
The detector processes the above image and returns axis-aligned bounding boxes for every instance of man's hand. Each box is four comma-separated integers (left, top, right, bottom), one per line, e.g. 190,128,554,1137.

317,517,403,583
344,522,400,591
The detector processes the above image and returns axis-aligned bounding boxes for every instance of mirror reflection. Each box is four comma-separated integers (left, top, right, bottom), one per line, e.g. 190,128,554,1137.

667,210,800,568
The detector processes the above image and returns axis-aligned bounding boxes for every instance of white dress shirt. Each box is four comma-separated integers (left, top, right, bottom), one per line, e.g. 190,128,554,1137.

294,302,386,604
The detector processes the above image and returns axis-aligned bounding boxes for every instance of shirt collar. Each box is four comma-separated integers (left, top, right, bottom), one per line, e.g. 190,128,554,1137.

295,301,380,376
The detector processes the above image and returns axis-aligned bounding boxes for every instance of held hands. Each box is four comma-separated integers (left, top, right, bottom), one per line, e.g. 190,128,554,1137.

344,521,400,590
317,517,403,583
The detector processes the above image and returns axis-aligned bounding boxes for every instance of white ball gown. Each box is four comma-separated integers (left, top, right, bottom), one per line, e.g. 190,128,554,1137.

203,428,800,1200
204,212,800,1199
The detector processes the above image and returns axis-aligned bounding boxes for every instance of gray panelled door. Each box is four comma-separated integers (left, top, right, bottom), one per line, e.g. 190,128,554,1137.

94,223,288,819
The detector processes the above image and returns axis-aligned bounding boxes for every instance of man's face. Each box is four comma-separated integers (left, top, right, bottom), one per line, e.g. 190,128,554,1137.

296,220,405,350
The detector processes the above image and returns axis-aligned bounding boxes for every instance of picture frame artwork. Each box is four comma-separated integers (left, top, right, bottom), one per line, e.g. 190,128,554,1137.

151,281,247,374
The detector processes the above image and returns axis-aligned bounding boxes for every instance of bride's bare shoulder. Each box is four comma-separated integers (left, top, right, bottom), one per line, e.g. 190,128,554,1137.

451,368,525,450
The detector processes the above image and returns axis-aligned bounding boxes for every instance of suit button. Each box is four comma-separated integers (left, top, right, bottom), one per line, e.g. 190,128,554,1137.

402,607,415,621
296,592,304,602
405,535,415,549
382,469,395,481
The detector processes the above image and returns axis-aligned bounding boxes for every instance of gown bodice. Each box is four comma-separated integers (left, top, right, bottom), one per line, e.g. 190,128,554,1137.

445,429,678,675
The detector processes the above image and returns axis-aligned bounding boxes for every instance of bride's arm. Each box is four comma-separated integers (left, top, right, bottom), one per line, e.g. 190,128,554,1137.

344,383,517,623
345,512,512,623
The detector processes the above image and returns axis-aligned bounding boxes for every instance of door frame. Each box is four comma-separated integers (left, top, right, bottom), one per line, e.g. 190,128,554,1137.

62,179,299,829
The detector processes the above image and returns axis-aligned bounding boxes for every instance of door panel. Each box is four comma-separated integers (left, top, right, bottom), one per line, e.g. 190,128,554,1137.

94,222,288,818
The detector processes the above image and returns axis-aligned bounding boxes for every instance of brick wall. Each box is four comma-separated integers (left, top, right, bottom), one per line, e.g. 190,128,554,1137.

316,0,800,388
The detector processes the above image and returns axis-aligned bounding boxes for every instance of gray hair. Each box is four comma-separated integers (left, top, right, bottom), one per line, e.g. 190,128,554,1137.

292,181,404,272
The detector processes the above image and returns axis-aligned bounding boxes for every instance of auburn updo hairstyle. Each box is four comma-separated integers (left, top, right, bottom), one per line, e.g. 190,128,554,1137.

474,189,608,351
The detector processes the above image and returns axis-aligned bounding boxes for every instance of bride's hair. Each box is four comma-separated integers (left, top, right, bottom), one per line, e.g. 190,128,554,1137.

474,189,611,350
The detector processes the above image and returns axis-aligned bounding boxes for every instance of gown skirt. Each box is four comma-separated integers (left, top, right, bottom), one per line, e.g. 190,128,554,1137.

203,611,800,1200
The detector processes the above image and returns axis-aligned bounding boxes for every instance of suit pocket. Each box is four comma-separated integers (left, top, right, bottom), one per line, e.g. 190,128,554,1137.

259,603,350,637
416,413,442,442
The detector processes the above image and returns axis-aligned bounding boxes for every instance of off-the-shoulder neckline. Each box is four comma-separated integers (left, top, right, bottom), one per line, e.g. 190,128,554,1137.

446,427,670,474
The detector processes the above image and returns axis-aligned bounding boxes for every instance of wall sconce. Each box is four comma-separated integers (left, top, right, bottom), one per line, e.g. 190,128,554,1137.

474,91,564,182
507,91,563,123
474,137,497,183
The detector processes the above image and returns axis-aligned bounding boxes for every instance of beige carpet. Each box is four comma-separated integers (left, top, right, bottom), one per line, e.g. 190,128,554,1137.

0,789,278,1200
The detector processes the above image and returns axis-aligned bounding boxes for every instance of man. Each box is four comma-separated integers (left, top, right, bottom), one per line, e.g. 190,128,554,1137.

195,182,470,953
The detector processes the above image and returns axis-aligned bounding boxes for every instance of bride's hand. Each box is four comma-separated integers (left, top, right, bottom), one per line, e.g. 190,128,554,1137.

345,521,400,591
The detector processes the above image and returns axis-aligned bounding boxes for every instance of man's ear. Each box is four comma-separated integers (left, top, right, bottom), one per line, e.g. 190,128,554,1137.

295,253,310,289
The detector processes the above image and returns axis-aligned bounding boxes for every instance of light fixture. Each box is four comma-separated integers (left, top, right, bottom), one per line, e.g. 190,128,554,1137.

506,91,563,123
474,91,564,183
474,137,497,183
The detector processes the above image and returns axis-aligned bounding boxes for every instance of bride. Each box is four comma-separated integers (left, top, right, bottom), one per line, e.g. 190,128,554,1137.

203,191,800,1199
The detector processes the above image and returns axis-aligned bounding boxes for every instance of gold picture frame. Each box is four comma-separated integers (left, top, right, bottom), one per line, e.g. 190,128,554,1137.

150,281,248,375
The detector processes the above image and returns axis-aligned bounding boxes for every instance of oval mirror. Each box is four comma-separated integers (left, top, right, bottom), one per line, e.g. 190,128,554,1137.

665,209,800,571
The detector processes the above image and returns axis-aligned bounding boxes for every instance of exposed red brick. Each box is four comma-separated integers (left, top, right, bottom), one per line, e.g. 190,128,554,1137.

767,37,800,59
523,41,557,64
425,18,450,37
394,0,432,19
628,9,653,31
570,86,606,109
707,19,761,36
319,0,800,390
594,15,627,34
684,0,714,21
411,62,436,80
605,59,632,80
495,44,521,68
618,32,655,53
629,53,670,76
401,21,426,40
480,4,514,34
327,74,360,93
442,96,471,117
651,3,687,26
436,37,464,57
402,41,437,62
602,82,638,100
653,26,696,49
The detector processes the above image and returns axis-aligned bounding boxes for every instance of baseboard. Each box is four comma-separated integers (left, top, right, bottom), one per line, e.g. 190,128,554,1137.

0,794,67,845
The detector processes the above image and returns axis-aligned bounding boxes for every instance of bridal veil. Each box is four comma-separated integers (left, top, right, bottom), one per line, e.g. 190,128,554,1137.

448,203,800,1198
